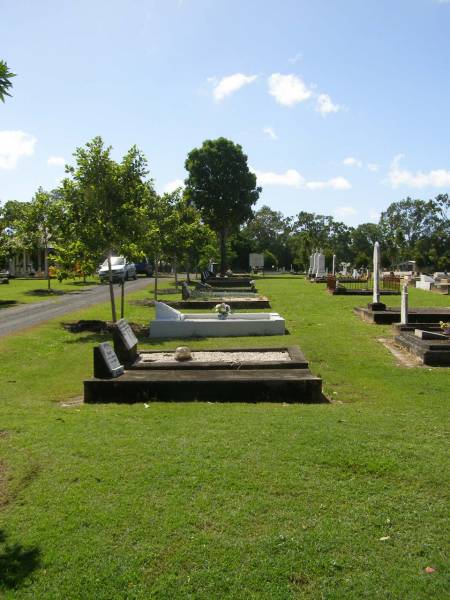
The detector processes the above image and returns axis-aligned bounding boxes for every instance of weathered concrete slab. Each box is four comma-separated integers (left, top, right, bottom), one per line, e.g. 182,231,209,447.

354,306,450,325
84,368,324,404
395,332,450,366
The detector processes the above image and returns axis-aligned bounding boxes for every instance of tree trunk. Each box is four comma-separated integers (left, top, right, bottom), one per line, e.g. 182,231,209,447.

219,230,227,275
120,279,125,319
45,242,51,291
107,252,117,322
154,255,159,301
174,256,178,289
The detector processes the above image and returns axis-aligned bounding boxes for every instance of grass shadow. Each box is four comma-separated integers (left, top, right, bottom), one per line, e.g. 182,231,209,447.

63,331,112,345
0,530,41,591
24,288,91,297
0,300,18,309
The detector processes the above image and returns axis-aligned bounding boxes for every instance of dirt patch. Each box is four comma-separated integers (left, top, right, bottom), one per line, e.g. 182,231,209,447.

59,397,84,408
377,337,423,368
61,320,148,336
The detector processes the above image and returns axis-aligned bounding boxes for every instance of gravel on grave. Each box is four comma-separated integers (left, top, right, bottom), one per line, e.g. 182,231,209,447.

140,350,290,363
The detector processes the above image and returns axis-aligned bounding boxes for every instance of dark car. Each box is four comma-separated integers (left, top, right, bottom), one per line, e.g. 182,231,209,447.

134,257,153,277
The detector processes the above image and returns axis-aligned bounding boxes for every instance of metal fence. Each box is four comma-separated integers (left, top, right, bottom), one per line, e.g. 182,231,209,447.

327,275,400,292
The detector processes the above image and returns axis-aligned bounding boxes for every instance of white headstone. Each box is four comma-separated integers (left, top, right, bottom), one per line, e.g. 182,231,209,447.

316,253,326,277
249,253,264,269
400,283,409,324
154,301,184,320
373,242,381,304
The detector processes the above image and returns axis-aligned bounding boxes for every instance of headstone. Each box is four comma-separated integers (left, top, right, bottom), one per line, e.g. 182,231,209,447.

181,281,191,300
332,255,336,275
154,301,183,320
400,283,409,325
312,252,318,277
368,241,386,311
94,342,124,378
308,253,314,275
249,253,264,270
113,318,139,366
315,253,326,277
352,268,358,278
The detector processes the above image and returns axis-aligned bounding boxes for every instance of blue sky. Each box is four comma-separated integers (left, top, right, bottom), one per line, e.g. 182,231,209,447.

1,0,450,226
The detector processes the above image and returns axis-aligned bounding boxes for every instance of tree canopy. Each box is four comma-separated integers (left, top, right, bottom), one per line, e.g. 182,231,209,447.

184,137,261,273
0,60,16,103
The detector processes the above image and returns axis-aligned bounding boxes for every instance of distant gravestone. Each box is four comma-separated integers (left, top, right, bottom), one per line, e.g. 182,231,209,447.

113,318,139,366
181,281,191,300
94,342,124,378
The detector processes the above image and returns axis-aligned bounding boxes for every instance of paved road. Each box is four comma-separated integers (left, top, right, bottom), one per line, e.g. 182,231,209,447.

0,277,153,338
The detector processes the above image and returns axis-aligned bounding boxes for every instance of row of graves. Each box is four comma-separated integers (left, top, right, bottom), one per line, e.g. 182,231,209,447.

354,243,450,366
84,271,324,404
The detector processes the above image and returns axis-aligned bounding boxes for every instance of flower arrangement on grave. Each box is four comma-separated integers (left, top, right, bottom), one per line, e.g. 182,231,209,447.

214,303,231,318
439,321,450,335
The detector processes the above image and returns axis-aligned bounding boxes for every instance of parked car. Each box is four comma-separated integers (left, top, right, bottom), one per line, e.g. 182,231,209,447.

98,257,137,282
134,257,154,277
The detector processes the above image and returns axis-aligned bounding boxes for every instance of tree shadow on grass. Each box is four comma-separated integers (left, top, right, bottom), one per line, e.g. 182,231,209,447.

24,288,92,297
0,300,18,309
0,530,41,591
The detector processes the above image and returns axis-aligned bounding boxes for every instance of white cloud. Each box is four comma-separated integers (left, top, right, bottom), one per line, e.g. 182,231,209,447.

288,52,302,65
306,177,351,190
47,156,65,167
262,126,278,140
163,179,184,193
212,73,257,101
253,168,305,188
316,93,340,116
367,163,380,172
0,130,36,169
252,168,351,191
334,206,357,219
268,73,312,107
388,154,450,188
343,157,362,168
369,210,380,221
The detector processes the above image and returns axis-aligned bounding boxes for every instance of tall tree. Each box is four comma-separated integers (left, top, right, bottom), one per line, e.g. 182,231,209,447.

60,137,154,320
0,60,16,103
184,137,261,274
19,189,64,290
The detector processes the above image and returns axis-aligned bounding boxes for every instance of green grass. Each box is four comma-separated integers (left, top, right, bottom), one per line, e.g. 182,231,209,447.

0,279,449,599
0,277,100,308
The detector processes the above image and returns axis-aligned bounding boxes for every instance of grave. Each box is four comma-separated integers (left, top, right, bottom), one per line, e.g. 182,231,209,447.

149,302,285,339
394,327,450,366
354,306,450,325
165,282,270,309
84,344,325,403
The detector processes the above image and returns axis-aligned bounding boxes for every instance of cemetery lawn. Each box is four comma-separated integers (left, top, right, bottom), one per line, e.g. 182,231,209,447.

0,279,448,599
0,277,100,307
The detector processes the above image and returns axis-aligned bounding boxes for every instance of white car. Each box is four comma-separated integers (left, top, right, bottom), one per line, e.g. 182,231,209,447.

98,257,137,282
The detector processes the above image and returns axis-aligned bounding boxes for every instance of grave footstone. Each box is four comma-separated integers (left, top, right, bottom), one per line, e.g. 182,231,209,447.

113,318,139,366
94,342,124,378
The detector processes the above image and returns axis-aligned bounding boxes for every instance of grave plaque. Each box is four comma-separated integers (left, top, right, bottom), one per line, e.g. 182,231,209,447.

94,343,124,378
113,318,139,366
116,318,138,350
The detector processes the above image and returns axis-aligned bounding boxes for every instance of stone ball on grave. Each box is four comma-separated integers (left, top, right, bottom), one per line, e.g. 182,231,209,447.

175,346,192,361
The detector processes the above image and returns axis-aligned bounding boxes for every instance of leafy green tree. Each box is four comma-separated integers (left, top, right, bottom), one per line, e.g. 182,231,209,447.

19,189,65,290
379,196,449,269
184,137,261,274
289,212,352,271
0,60,16,103
239,205,293,268
60,136,154,320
